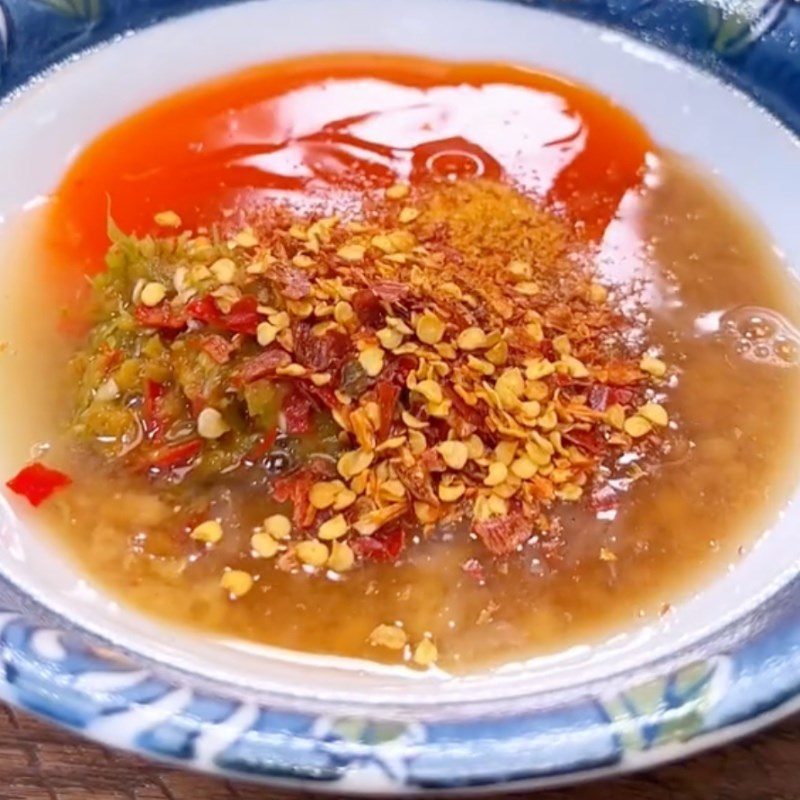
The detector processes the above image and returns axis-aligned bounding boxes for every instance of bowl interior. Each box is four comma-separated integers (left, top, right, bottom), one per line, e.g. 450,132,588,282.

0,0,799,705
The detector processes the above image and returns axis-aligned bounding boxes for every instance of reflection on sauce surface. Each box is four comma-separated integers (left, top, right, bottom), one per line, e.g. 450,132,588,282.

3,55,797,672
49,54,650,276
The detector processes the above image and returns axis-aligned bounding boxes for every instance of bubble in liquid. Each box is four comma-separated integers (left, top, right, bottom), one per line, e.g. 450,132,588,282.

740,314,775,340
775,336,800,364
754,344,771,359
425,149,486,180
719,306,800,368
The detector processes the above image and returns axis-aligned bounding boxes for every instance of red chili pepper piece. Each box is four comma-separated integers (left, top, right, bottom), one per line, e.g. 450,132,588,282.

236,347,292,384
394,461,438,505
563,428,604,455
293,321,350,371
554,372,575,388
283,393,314,434
134,304,187,330
539,339,556,361
185,295,222,325
420,449,446,472
382,354,417,386
588,384,610,411
445,385,485,429
219,295,260,335
142,379,167,437
376,381,400,441
99,346,124,375
147,438,203,470
371,281,408,303
7,463,72,507
276,267,312,300
608,386,635,406
473,513,532,556
352,524,406,563
186,294,261,334
271,470,316,528
352,288,385,329
605,362,644,386
198,334,236,364
305,383,339,410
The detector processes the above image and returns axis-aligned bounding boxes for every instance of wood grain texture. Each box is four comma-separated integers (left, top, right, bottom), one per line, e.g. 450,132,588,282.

0,705,797,800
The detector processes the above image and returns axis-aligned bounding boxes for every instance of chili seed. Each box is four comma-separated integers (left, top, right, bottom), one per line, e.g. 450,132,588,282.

220,569,253,598
638,402,669,427
328,541,355,572
624,415,653,438
484,462,508,487
210,258,237,284
197,407,229,439
264,514,292,540
154,210,181,228
251,532,279,558
437,441,469,470
191,520,223,544
140,282,167,307
318,514,349,541
385,183,410,200
413,638,439,666
295,540,329,567
368,624,407,650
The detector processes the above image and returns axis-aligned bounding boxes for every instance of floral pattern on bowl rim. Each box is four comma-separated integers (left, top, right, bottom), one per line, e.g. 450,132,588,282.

1,0,800,792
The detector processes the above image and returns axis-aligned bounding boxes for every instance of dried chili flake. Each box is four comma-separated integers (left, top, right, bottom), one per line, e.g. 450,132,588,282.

237,348,292,384
147,438,203,471
305,383,339,410
293,322,350,372
142,379,168,437
135,304,187,330
339,360,371,397
382,355,418,387
352,524,406,563
186,295,222,325
608,386,636,406
588,384,610,411
272,470,316,528
371,281,408,303
66,176,671,576
395,461,438,505
283,393,315,434
198,334,236,364
276,267,312,300
563,428,604,456
376,381,400,441
473,513,533,556
445,386,485,430
605,362,644,386
219,295,260,335
352,288,385,329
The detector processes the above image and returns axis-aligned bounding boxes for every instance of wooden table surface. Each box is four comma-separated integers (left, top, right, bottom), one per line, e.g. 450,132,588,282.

1,703,798,800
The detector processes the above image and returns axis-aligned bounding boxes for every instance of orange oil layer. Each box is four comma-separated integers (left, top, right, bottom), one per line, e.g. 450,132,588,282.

47,53,652,290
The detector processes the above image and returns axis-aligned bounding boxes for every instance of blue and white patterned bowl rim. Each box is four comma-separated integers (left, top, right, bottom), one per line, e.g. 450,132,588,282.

1,0,800,793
